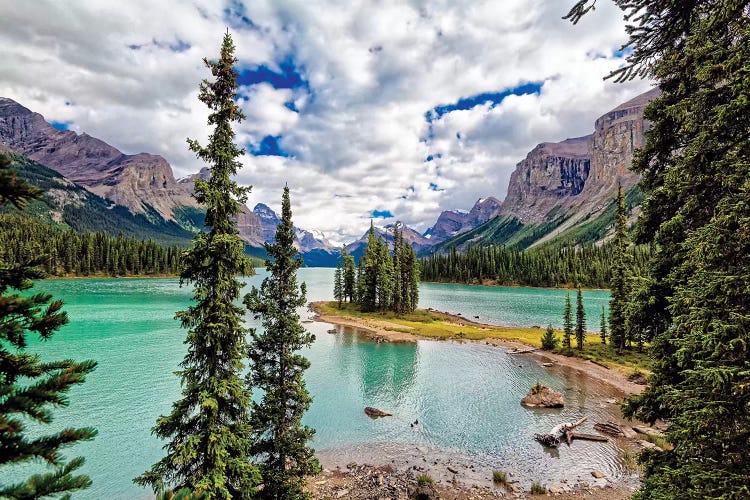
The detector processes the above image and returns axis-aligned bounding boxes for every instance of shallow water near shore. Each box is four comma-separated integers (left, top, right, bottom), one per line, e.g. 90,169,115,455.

9,268,629,498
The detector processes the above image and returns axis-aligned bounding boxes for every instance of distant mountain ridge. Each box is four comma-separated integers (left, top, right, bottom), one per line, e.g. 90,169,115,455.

0,97,335,261
428,87,658,254
424,197,502,244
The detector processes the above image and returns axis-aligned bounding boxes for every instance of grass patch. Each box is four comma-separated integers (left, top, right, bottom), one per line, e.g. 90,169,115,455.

642,432,673,451
492,470,508,486
416,473,434,486
530,482,547,495
316,302,652,374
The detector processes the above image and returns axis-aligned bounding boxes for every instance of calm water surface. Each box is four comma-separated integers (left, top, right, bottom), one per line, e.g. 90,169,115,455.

10,269,626,499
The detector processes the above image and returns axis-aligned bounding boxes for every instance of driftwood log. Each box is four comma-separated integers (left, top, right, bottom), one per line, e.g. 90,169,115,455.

534,417,609,448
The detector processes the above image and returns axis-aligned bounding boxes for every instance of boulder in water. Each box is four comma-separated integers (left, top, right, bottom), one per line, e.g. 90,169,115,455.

521,384,564,408
364,406,393,418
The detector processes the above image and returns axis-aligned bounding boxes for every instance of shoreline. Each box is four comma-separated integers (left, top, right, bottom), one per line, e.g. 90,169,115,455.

421,279,611,292
311,302,645,396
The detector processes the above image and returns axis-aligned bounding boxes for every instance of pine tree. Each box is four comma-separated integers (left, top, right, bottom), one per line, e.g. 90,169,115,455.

359,222,379,311
333,263,343,308
0,153,97,498
599,306,607,345
375,236,394,309
574,288,585,350
244,186,321,499
569,1,750,497
562,292,573,351
135,33,260,498
341,246,356,302
608,185,629,352
541,324,558,351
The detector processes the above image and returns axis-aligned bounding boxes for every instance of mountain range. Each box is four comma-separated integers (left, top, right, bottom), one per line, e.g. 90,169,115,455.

0,88,657,264
0,97,338,262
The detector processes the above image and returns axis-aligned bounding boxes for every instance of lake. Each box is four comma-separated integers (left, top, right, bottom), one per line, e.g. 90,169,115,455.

8,269,628,498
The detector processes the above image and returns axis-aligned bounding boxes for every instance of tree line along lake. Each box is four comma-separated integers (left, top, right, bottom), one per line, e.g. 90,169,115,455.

12,268,628,499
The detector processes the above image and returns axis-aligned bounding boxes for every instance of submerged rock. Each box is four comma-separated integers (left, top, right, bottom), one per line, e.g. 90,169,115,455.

521,384,564,408
364,406,393,418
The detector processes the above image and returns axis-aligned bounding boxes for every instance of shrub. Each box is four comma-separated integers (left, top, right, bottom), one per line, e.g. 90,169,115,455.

531,382,545,395
492,470,508,485
530,482,547,495
416,473,434,486
541,324,559,350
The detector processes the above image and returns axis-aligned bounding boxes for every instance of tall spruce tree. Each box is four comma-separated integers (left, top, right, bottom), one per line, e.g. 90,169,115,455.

359,222,379,311
136,33,259,498
608,185,630,352
333,263,343,308
599,306,607,345
569,2,750,497
575,288,586,350
562,292,573,351
341,246,356,302
244,186,321,499
0,154,97,498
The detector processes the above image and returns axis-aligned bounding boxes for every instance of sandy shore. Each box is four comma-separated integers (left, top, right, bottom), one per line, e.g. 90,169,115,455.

310,302,645,396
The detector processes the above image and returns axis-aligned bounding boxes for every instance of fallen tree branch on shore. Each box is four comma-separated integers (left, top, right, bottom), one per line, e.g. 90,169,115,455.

534,417,609,448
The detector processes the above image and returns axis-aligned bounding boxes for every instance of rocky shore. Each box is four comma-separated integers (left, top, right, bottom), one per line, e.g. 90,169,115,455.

307,462,636,499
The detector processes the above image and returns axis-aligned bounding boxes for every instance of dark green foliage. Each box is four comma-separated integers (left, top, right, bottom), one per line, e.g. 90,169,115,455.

0,153,97,498
341,246,356,302
541,325,559,351
333,263,343,308
244,186,320,499
569,1,750,497
136,33,260,498
341,222,420,314
562,293,573,351
575,288,586,350
608,186,630,352
420,243,649,289
599,306,607,345
0,153,195,246
0,213,182,276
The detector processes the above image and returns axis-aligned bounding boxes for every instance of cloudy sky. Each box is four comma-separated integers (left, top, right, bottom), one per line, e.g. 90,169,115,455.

0,0,651,244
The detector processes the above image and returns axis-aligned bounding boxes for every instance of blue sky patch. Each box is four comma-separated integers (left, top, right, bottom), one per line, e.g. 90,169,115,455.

51,121,70,131
238,55,308,90
426,81,543,122
251,135,290,157
371,209,393,219
223,0,258,30
127,38,191,53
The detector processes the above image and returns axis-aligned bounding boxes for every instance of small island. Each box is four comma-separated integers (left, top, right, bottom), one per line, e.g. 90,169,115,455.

311,301,650,395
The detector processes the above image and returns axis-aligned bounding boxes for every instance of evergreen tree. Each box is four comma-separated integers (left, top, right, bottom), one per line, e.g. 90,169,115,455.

333,263,343,308
608,185,629,352
359,222,379,311
375,236,394,309
599,306,607,345
406,244,420,312
136,33,259,498
391,225,403,313
244,186,321,499
341,246,356,302
541,324,558,351
569,1,750,497
562,292,573,351
575,288,586,350
0,153,97,498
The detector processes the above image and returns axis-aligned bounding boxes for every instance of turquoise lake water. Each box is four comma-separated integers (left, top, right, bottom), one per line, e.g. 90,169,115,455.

8,269,627,498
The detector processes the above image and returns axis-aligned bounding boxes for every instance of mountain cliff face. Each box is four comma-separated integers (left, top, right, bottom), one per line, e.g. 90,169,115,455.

0,97,198,220
425,196,502,243
0,97,336,258
431,88,659,253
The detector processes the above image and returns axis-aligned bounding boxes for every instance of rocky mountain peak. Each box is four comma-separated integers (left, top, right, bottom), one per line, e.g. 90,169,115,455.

0,97,198,220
